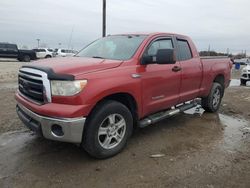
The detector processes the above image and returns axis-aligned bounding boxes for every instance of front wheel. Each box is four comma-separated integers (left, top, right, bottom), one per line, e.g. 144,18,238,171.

202,82,223,112
82,100,133,159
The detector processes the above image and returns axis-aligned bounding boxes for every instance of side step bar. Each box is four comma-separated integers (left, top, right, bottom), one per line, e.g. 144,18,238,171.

139,99,201,128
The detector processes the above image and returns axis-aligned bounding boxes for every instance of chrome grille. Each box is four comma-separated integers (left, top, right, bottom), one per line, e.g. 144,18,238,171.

18,68,52,104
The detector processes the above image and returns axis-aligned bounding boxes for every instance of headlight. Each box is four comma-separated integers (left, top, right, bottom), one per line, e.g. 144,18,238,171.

51,80,87,96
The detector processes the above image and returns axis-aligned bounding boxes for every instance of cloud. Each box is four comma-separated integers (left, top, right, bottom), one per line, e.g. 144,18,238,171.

0,0,249,54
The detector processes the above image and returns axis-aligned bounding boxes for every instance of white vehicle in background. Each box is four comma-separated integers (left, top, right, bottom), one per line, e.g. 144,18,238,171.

54,49,78,57
234,58,250,65
33,48,54,59
241,63,250,85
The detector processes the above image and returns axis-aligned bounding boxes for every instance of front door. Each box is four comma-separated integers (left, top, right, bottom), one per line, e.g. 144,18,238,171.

37,49,46,58
0,43,7,57
6,44,18,58
140,37,181,116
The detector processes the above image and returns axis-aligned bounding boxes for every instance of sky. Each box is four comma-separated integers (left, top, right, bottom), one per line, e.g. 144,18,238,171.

0,0,249,54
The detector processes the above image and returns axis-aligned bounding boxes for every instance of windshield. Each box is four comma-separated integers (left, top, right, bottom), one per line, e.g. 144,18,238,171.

76,35,147,60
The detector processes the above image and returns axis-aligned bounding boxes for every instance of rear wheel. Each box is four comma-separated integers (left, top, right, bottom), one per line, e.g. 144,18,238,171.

240,79,247,86
202,82,223,112
83,100,133,159
23,55,31,62
45,55,52,58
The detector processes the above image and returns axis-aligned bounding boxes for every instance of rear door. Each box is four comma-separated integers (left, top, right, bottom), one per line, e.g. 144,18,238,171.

176,38,202,102
141,37,181,116
6,44,18,58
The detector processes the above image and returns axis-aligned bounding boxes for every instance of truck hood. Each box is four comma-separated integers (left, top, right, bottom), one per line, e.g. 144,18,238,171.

30,57,123,76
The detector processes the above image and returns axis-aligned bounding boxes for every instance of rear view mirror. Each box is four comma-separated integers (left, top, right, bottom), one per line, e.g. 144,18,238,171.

141,49,176,65
156,49,176,64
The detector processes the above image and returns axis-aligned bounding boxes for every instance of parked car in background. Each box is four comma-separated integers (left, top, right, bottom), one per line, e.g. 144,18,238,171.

54,49,77,57
16,32,232,158
0,42,36,62
241,63,250,85
234,58,250,65
33,48,54,59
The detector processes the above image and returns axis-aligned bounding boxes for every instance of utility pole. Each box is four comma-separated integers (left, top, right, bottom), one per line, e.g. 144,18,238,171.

68,26,74,50
102,0,106,37
36,39,40,48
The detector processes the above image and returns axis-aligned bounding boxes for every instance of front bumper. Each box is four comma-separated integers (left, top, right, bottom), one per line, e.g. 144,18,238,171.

16,103,86,143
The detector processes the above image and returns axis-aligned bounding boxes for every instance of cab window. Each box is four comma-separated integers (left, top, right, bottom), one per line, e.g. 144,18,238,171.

145,39,173,56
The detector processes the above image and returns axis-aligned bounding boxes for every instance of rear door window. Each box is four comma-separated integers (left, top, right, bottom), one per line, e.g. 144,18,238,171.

177,40,192,61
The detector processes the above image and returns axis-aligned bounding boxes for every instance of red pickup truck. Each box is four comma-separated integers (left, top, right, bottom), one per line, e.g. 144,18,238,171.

16,33,232,158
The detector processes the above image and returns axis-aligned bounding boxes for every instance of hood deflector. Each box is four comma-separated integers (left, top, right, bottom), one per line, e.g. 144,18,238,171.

22,65,75,81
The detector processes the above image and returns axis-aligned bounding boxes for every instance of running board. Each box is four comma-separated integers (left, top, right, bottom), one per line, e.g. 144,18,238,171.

139,99,201,128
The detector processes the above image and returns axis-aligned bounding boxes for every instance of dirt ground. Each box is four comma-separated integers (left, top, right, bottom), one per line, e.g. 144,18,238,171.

0,60,249,188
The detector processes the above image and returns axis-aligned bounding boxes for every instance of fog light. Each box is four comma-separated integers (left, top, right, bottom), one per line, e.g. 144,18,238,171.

51,124,64,137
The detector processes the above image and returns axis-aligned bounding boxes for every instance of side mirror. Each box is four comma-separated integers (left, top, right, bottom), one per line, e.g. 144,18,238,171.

141,49,176,65
141,55,153,65
156,49,176,64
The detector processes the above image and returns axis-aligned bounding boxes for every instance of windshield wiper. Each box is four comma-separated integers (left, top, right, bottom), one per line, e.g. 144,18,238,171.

92,56,104,59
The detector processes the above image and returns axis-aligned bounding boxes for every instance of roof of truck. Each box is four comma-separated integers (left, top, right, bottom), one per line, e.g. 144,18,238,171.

110,32,189,38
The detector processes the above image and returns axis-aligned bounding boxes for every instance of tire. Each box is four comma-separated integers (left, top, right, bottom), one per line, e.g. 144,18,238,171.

201,82,223,112
45,55,52,58
23,55,31,62
240,79,247,86
83,100,133,159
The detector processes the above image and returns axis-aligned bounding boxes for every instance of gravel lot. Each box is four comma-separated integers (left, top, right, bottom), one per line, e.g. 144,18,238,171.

0,60,249,188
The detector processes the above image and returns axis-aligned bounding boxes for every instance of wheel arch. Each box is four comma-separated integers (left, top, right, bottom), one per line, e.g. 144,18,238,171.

213,74,225,96
86,92,139,129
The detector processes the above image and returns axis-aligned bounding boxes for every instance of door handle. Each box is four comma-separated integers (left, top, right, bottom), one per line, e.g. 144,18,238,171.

172,66,182,72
